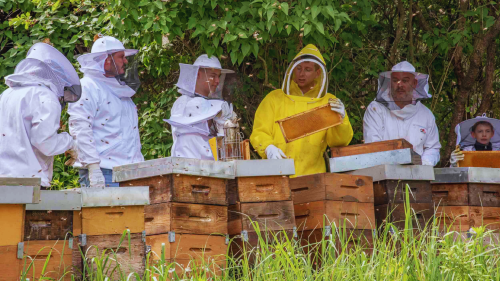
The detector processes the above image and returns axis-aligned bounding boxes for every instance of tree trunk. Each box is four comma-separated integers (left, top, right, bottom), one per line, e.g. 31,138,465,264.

475,41,497,116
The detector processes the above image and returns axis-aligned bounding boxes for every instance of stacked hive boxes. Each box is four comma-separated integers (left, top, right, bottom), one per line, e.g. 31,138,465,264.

79,187,149,279
227,159,296,259
23,190,82,280
347,164,435,230
432,167,500,241
0,178,40,281
290,173,375,253
113,157,232,272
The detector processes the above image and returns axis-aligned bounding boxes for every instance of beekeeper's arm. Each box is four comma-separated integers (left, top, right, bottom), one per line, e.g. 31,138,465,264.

421,118,441,166
363,102,385,143
67,83,101,166
327,98,353,147
30,95,73,156
250,93,280,159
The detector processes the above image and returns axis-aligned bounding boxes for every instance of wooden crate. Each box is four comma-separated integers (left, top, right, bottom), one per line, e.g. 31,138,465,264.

81,205,145,235
469,184,500,207
228,201,295,235
0,245,20,281
470,207,500,230
374,180,432,205
84,233,145,279
331,138,413,158
24,210,73,241
435,206,471,232
227,176,291,203
120,174,227,205
0,204,25,246
374,203,434,229
290,173,374,204
431,183,469,206
458,151,500,168
147,233,227,263
276,103,343,143
144,203,227,236
294,201,375,231
20,240,78,281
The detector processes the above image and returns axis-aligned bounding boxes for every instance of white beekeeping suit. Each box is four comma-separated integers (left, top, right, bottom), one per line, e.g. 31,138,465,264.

363,61,441,166
165,54,234,160
68,36,144,188
0,43,82,187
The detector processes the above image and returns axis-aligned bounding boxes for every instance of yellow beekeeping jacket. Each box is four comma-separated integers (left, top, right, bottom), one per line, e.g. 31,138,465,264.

250,44,353,177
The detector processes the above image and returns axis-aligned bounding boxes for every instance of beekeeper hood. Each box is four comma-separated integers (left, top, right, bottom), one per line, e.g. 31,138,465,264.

175,54,234,99
4,43,82,104
376,61,431,110
455,114,500,149
163,97,224,134
282,44,328,99
77,35,141,92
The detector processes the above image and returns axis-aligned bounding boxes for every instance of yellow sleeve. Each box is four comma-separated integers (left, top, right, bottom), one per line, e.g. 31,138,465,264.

326,109,354,148
250,92,277,159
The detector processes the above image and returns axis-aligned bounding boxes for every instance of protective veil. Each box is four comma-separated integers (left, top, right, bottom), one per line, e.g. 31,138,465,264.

168,54,233,160
67,36,144,169
363,61,441,166
250,44,353,177
455,115,500,151
0,43,80,187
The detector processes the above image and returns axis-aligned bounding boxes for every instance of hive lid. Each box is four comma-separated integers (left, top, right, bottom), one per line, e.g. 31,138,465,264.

433,167,500,184
26,190,82,210
81,186,150,207
330,148,421,173
345,164,435,182
112,157,236,182
0,185,40,204
233,159,295,177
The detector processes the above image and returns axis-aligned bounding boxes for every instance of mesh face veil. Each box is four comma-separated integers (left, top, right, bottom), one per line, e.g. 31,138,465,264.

455,115,500,149
110,54,141,92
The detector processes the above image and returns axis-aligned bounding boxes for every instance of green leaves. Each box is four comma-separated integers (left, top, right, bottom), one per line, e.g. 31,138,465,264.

281,2,289,15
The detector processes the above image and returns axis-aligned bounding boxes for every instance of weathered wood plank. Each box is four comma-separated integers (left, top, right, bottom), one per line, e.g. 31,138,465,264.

170,203,227,235
374,203,434,229
0,245,20,281
82,206,145,235
469,183,500,207
21,240,74,281
470,206,500,230
145,203,171,235
374,180,432,205
229,201,295,234
435,206,471,232
24,211,73,241
84,233,145,279
290,173,374,204
431,183,469,206
120,175,172,204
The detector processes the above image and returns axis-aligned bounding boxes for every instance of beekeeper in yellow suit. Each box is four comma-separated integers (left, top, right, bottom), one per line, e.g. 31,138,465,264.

250,44,353,177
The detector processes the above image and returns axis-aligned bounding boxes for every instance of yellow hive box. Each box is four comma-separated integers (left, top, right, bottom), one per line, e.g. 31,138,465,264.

458,151,500,168
0,204,25,247
82,206,145,235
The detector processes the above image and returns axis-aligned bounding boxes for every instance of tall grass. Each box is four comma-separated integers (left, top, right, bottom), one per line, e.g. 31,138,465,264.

21,191,500,280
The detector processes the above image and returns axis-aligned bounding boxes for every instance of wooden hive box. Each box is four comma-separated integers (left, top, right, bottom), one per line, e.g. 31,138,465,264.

435,206,471,232
84,232,145,279
299,228,374,257
469,206,500,230
145,202,227,236
458,151,500,168
374,203,434,230
276,103,342,143
113,157,236,206
147,233,227,266
432,167,500,207
0,204,26,247
331,139,413,158
228,159,296,204
80,187,149,236
294,201,376,231
20,239,80,281
25,190,82,241
228,201,295,235
289,173,374,204
374,180,432,206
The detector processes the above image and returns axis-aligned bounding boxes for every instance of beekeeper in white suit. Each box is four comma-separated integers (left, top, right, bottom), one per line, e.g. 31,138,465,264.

0,43,81,188
68,35,144,188
363,61,441,166
164,54,235,160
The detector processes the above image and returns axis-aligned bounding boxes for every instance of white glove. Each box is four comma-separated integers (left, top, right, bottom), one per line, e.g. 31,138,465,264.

87,163,105,188
450,148,464,167
64,137,79,166
330,98,346,119
220,102,233,120
214,102,234,136
265,145,287,159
